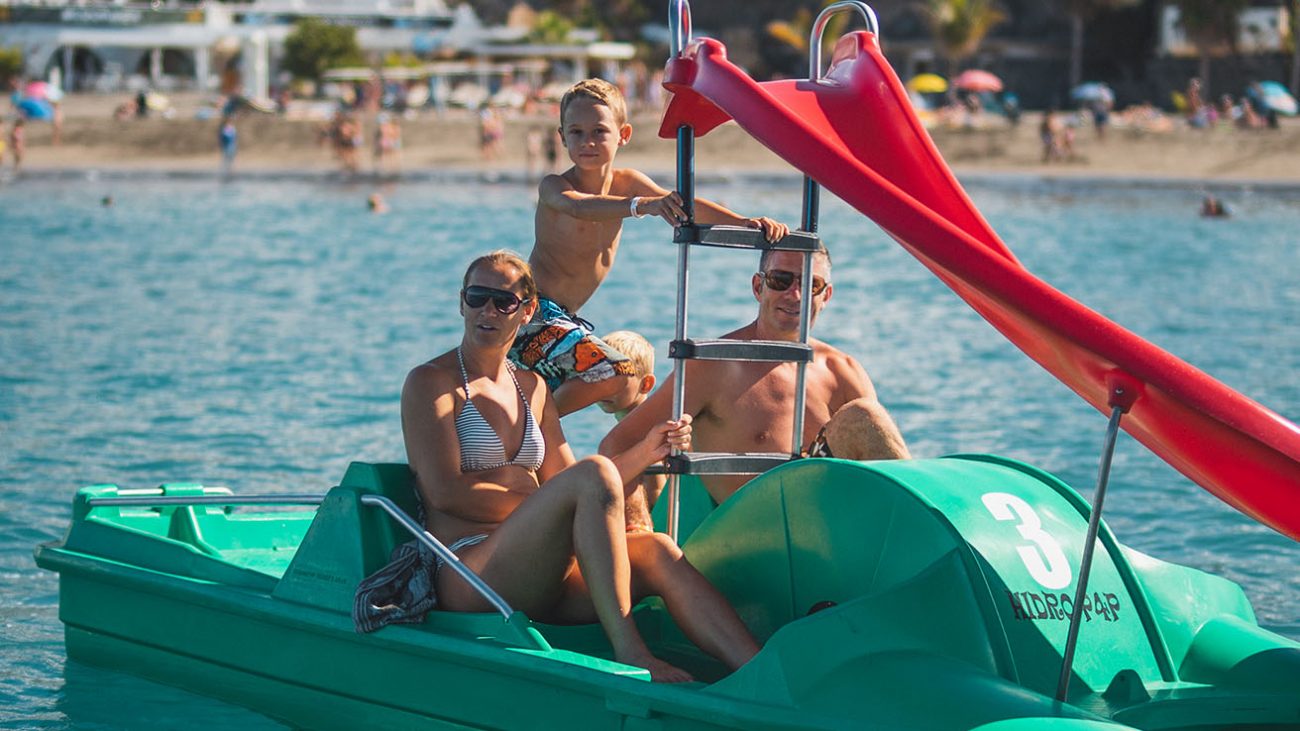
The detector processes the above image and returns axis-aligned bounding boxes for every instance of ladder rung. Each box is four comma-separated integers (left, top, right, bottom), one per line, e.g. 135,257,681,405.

674,225,822,252
670,339,813,363
648,452,795,476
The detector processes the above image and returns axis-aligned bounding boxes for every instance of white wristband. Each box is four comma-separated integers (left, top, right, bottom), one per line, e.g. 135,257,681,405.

629,196,645,219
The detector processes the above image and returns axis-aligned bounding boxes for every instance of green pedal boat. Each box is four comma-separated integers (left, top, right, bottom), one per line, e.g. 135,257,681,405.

34,457,1300,730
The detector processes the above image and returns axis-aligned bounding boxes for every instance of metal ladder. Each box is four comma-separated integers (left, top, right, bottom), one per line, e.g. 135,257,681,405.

659,0,879,541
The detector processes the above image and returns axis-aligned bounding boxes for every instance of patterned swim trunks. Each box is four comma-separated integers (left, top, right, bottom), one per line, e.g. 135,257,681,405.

508,296,636,392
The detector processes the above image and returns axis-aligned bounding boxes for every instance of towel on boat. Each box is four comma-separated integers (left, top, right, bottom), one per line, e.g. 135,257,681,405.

352,539,439,633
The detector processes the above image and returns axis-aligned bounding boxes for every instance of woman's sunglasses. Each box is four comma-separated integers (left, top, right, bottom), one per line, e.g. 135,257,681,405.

462,285,530,315
760,269,829,296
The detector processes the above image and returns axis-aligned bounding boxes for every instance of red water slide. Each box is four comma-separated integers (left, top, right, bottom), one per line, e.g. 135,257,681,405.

659,32,1300,541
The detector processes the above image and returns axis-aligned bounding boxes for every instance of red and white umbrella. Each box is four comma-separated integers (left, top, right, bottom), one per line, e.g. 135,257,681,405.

953,69,1003,93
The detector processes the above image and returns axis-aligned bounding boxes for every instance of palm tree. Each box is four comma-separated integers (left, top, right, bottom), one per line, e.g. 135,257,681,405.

919,0,1006,77
1061,0,1140,89
1174,0,1250,94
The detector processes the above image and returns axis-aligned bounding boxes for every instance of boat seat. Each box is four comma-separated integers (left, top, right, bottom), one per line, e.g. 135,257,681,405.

683,458,968,643
686,456,1219,701
274,462,421,611
339,461,422,519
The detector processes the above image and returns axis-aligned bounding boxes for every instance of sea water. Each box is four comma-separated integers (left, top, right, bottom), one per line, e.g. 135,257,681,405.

2,174,1298,729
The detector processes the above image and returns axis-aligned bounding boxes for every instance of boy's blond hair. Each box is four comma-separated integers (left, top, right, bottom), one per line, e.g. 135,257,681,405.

602,331,654,378
560,78,628,127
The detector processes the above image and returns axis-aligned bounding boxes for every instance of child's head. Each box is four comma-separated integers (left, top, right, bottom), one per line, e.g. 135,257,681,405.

600,330,656,416
557,79,633,171
560,78,628,128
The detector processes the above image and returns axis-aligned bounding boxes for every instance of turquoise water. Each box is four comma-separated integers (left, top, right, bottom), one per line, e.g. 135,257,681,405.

2,174,1298,728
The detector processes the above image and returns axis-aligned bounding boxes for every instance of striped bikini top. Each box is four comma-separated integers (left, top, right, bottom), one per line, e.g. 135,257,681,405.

454,348,545,472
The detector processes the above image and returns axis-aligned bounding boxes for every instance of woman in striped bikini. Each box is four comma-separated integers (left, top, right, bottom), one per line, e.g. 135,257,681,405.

400,250,758,683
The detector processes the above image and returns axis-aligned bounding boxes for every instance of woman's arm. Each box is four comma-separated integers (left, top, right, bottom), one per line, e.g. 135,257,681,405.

530,373,578,484
401,363,530,524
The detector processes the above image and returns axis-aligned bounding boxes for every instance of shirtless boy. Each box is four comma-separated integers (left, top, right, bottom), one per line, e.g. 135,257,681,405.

599,247,911,506
511,78,788,416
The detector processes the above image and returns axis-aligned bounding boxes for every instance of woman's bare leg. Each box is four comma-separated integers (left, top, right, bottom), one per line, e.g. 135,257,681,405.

437,456,691,681
626,532,760,671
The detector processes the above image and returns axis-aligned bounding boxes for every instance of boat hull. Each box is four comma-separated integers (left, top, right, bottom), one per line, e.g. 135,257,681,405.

36,459,1300,730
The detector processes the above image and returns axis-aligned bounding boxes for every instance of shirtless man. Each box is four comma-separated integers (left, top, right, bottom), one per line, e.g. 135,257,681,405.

513,78,787,416
599,247,910,505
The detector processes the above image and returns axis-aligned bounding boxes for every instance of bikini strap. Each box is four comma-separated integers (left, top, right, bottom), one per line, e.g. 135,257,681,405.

504,359,535,422
455,347,472,398
458,348,526,410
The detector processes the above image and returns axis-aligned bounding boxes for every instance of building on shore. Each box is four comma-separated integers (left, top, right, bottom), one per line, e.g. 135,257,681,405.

0,0,633,102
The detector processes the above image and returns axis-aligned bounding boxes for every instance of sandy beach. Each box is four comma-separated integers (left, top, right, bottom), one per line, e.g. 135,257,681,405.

7,91,1300,184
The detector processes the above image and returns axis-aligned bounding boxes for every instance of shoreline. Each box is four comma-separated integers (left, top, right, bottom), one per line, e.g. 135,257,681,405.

6,96,1300,186
11,164,1300,194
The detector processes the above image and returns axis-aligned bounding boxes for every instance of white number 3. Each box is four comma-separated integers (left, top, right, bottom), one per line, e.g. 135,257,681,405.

981,492,1073,590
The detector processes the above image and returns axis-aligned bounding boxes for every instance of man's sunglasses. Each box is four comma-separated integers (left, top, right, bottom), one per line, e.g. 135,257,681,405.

760,269,829,296
462,285,530,315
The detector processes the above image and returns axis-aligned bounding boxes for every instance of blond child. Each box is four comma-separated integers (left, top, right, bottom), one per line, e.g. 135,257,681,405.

601,330,665,532
597,330,657,419
510,79,789,417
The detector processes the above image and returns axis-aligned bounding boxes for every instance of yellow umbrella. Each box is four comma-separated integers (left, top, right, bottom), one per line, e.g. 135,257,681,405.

907,73,948,94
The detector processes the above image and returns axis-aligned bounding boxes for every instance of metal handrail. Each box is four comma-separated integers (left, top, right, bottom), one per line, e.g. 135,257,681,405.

85,494,324,507
359,494,514,621
669,0,692,56
809,1,880,81
1057,404,1125,701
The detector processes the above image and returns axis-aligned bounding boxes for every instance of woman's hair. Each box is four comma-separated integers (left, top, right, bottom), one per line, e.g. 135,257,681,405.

462,250,537,302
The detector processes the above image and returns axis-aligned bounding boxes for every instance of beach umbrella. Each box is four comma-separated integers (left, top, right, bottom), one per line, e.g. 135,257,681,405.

906,73,948,94
953,69,1003,93
1251,81,1298,116
1071,82,1114,105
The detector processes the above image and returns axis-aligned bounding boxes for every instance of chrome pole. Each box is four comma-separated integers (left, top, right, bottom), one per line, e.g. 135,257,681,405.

808,2,880,81
86,495,324,507
669,0,692,57
360,494,516,621
791,177,819,456
667,0,695,544
1056,405,1125,701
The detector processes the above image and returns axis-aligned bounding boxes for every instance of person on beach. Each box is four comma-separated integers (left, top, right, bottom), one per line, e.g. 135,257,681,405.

478,105,503,161
600,246,910,509
336,114,363,174
373,112,402,175
385,250,759,682
9,118,25,172
218,116,237,176
515,78,789,416
1040,109,1062,163
524,127,545,181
